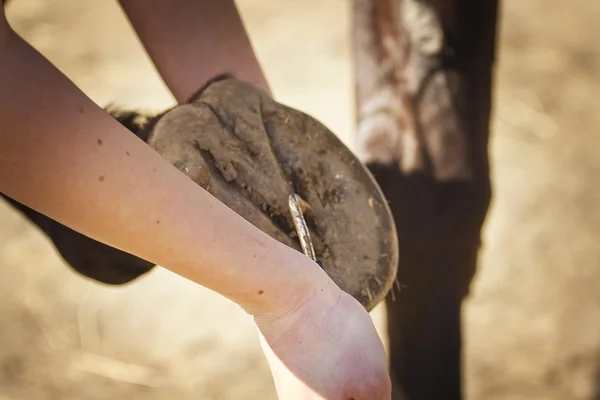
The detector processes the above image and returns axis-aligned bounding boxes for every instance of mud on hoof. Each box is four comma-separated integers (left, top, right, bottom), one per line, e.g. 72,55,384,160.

113,75,398,310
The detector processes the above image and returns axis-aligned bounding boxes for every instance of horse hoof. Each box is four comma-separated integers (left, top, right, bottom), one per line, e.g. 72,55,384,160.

116,76,399,311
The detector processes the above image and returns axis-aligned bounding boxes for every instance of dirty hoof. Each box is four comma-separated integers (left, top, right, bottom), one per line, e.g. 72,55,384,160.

118,76,398,311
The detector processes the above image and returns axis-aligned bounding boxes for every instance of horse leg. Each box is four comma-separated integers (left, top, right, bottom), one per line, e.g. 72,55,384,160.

352,0,499,398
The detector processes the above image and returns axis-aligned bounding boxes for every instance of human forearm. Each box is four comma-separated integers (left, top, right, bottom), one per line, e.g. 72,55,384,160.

0,29,318,316
0,10,395,398
118,0,270,102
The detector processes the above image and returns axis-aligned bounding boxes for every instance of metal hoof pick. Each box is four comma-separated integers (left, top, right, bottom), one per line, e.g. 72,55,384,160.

288,194,318,264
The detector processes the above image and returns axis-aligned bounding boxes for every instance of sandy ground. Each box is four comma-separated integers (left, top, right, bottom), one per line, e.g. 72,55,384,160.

0,0,599,399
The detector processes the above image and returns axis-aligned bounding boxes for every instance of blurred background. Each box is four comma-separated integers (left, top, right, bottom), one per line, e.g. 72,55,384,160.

0,0,599,399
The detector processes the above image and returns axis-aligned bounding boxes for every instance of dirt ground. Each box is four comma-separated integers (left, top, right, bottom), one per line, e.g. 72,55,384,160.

0,0,598,399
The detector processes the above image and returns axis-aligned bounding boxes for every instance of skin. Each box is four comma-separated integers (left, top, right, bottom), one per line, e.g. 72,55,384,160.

0,1,390,399
117,0,271,101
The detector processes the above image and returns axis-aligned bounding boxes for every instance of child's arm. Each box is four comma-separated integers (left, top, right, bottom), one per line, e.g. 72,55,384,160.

118,0,271,102
0,12,312,317
0,7,391,398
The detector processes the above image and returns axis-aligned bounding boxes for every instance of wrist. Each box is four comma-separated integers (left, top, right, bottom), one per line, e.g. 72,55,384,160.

240,247,338,320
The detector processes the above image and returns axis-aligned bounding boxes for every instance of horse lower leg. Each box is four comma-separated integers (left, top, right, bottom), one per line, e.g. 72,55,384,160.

353,0,499,398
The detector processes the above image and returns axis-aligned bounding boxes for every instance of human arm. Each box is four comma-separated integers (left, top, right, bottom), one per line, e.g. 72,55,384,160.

0,5,390,398
118,0,271,102
0,8,306,317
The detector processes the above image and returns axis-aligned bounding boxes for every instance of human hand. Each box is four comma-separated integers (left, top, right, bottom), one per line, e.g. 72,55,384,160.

254,270,391,400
